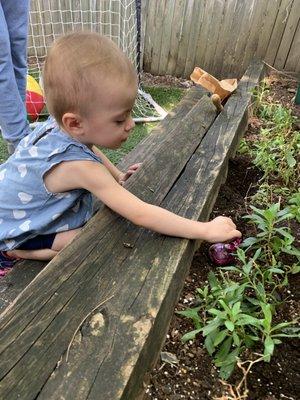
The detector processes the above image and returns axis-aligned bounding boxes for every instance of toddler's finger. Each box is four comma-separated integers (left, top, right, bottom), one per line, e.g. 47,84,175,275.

129,163,142,170
231,229,242,238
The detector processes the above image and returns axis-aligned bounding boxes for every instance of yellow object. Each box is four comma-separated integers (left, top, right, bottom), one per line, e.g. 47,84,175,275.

26,74,43,96
26,75,45,121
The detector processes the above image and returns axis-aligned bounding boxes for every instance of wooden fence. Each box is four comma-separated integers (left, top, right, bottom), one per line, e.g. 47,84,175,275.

28,0,299,79
142,0,300,78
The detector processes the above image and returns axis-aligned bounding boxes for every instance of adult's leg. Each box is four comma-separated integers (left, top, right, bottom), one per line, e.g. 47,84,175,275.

0,1,30,148
7,228,82,261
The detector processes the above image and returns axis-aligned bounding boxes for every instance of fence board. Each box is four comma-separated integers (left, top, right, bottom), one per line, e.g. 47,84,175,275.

183,0,204,77
255,0,282,60
265,0,294,65
194,0,216,75
227,0,255,76
210,0,237,78
146,0,163,74
175,0,195,76
239,0,267,76
284,17,300,71
143,0,300,77
29,0,299,78
274,0,300,70
203,0,227,75
157,0,176,75
219,0,244,78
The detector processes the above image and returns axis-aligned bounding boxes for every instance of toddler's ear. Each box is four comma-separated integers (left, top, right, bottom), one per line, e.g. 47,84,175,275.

61,112,84,137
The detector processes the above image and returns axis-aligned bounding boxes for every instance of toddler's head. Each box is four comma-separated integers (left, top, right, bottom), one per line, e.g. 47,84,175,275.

43,32,138,148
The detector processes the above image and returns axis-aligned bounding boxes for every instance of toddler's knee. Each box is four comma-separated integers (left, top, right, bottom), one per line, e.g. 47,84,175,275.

51,228,82,252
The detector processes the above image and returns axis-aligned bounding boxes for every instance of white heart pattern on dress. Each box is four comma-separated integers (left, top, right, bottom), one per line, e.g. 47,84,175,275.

56,224,69,232
0,168,6,181
72,202,80,213
55,192,71,199
28,146,38,157
4,239,16,249
18,192,33,204
23,136,30,147
18,164,27,178
19,220,31,232
15,150,21,158
49,148,60,157
13,210,26,219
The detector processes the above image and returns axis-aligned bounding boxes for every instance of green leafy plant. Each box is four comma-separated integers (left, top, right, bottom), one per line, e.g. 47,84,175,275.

250,183,291,207
177,265,299,379
178,241,299,380
251,127,299,187
242,203,298,263
288,191,300,222
178,80,299,384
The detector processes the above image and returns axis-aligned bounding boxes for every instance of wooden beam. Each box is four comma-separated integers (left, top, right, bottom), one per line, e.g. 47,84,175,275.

0,86,206,313
0,62,264,400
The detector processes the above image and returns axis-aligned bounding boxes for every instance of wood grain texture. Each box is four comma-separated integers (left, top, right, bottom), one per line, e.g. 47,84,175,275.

142,0,299,77
0,85,207,314
0,62,264,400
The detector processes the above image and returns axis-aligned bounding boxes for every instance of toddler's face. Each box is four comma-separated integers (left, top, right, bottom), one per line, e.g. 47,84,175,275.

82,78,138,149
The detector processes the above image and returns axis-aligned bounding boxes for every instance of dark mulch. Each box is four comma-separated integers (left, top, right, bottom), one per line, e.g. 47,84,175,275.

145,74,299,400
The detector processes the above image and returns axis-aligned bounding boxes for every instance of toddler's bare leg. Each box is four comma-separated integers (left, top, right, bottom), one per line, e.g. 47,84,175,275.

9,248,58,261
7,228,81,261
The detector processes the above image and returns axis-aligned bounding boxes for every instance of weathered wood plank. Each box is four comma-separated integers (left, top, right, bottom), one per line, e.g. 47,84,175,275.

210,0,237,79
204,0,227,75
284,17,300,71
165,0,186,75
174,0,195,77
220,0,246,78
0,85,206,313
143,0,299,77
274,0,300,70
146,0,164,74
265,0,294,65
0,93,217,395
156,0,176,76
193,0,216,75
0,61,264,400
183,0,204,77
239,0,267,77
254,0,282,61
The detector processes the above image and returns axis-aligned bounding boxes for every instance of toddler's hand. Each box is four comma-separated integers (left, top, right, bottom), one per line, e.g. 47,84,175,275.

204,216,241,243
118,163,142,185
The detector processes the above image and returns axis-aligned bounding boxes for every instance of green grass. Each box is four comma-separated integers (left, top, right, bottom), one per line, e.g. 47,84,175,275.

0,85,185,165
143,86,185,111
0,138,9,163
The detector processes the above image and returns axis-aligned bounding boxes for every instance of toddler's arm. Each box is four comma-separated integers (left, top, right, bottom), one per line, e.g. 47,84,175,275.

62,160,241,243
92,146,123,182
92,146,141,185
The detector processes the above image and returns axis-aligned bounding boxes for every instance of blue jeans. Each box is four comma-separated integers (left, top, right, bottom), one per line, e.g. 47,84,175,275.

0,0,30,147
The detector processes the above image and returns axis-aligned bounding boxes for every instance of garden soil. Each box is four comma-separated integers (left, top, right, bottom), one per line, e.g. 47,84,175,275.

145,73,299,400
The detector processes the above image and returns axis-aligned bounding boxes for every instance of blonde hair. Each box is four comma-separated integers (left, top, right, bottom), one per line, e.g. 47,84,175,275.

43,32,136,124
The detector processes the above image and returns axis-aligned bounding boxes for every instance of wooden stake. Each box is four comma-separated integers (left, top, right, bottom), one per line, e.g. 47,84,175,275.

211,94,224,112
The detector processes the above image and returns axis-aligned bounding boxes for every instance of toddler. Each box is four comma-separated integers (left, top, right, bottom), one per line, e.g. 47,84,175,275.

0,32,241,269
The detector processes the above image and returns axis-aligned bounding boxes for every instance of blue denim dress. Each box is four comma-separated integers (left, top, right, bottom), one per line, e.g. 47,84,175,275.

0,117,101,251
